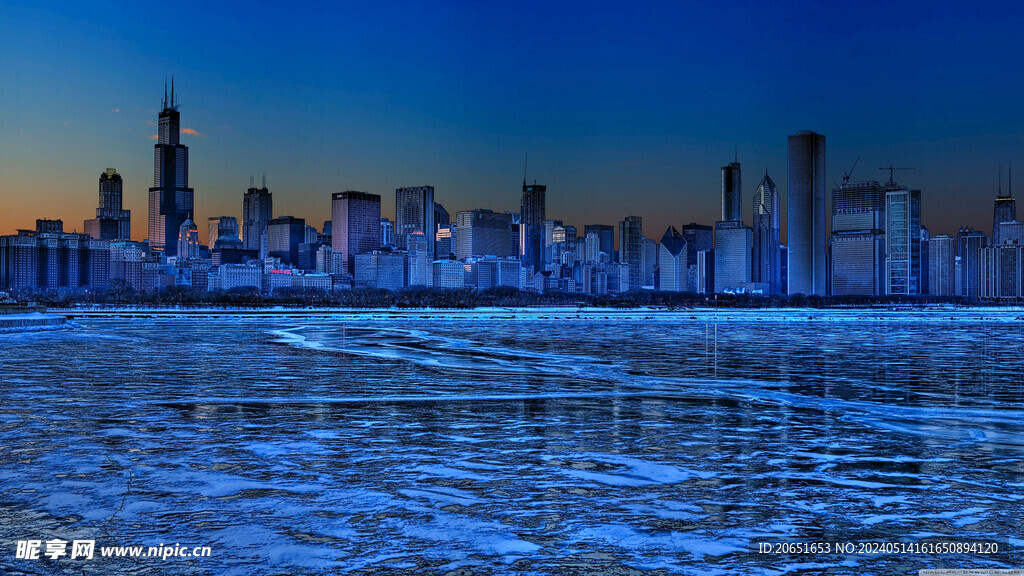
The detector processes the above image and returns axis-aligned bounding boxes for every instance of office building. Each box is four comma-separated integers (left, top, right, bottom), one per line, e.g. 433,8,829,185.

722,158,742,222
752,171,782,294
176,217,200,261
242,177,273,252
331,191,382,274
407,231,433,286
829,180,886,296
656,226,687,292
354,250,406,290
929,234,955,296
395,186,435,256
884,186,922,295
84,168,131,241
619,216,642,290
956,227,988,299
267,216,305,266
583,224,614,259
432,259,465,288
787,131,826,295
992,169,1016,246
455,210,517,260
207,216,238,247
714,221,753,293
520,182,546,272
147,81,194,256
0,220,109,291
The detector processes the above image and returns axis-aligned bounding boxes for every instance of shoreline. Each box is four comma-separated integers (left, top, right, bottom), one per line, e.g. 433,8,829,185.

43,305,1024,321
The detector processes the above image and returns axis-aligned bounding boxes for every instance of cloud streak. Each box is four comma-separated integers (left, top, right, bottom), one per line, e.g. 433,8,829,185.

181,128,203,137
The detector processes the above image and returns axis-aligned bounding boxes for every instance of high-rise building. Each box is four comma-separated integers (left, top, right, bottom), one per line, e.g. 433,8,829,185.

147,81,194,257
520,182,546,272
432,259,465,288
714,221,753,293
84,168,131,241
583,224,614,259
884,185,922,295
395,186,435,256
619,216,642,290
751,171,782,294
722,158,742,223
207,216,238,247
929,234,955,296
242,177,273,252
176,216,200,261
455,210,517,260
434,202,450,229
639,236,657,288
0,220,109,290
267,216,306,266
380,218,395,248
331,192,382,274
992,168,1016,246
656,226,687,292
956,227,988,300
787,131,826,295
829,180,886,296
680,223,713,292
354,250,405,290
407,231,433,286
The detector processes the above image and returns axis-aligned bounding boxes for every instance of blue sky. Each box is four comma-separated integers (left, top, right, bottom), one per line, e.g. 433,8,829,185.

1,0,1022,241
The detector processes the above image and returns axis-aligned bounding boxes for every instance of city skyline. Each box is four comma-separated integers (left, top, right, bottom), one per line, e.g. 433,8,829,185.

2,2,1023,244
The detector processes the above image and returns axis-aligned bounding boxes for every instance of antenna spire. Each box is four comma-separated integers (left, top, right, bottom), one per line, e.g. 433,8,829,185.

734,143,738,164
262,172,266,189
523,152,528,187
1010,161,1014,198
171,75,175,108
163,76,168,109
250,174,254,189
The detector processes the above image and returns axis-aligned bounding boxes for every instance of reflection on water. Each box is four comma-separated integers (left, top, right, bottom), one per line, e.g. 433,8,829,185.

1,313,1023,575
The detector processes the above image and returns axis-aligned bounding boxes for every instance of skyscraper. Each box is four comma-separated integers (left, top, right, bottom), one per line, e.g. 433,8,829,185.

331,191,382,274
956,227,988,300
207,216,238,247
395,186,435,256
884,185,922,295
176,216,200,261
84,168,131,241
520,182,546,272
721,158,742,223
681,223,713,292
714,221,753,293
147,80,194,257
242,177,273,252
267,216,306,266
455,210,517,260
751,171,782,293
929,234,955,296
787,131,826,295
619,216,642,290
992,167,1016,246
583,224,615,259
656,227,687,292
829,180,886,296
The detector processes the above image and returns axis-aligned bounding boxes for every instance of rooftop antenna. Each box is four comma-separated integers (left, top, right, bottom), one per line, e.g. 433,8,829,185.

163,76,168,109
734,143,738,164
1010,161,1014,198
171,75,175,108
262,172,266,189
523,152,528,187
999,165,1003,197
250,174,255,189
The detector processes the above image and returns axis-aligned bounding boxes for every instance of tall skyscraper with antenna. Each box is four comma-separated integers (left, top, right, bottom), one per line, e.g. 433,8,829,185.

992,165,1016,246
519,154,546,272
243,174,273,253
147,78,195,257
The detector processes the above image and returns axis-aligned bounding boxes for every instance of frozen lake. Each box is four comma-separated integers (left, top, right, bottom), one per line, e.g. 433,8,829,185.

1,312,1023,574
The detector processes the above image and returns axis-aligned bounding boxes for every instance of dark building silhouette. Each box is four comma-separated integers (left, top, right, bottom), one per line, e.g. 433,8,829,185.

84,168,131,241
147,79,194,257
520,182,546,272
787,131,826,295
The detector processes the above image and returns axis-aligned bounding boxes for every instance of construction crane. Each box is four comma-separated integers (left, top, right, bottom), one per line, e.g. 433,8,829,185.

879,164,914,185
842,155,861,184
